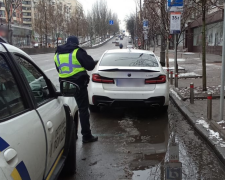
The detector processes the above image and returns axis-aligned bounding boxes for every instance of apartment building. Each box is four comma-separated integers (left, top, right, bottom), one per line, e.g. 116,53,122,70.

21,0,32,27
185,0,224,55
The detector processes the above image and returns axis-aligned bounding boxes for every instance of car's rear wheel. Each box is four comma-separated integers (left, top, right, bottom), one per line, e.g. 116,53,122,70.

62,124,76,175
89,104,100,113
161,105,168,113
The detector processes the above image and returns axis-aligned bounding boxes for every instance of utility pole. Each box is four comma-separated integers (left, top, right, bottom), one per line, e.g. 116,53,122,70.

219,0,225,120
140,0,144,49
136,6,137,48
43,0,47,47
160,0,166,67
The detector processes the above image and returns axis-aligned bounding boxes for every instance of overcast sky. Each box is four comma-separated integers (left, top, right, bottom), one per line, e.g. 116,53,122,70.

80,0,137,30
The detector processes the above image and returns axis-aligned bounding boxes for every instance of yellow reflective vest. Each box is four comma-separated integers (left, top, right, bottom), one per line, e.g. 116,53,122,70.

54,48,85,78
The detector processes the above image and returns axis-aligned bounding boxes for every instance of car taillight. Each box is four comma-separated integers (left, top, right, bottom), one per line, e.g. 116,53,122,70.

145,75,166,84
92,74,114,84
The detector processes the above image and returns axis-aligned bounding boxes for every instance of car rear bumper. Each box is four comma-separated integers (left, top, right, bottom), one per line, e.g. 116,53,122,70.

92,95,165,107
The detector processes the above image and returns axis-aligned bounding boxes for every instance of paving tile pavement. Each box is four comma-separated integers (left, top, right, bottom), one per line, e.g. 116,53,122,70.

157,47,225,164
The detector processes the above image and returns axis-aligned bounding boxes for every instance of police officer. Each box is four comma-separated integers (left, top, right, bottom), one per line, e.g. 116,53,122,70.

54,36,98,143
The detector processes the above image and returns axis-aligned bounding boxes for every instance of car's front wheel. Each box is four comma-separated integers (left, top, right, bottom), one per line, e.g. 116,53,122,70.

62,125,76,175
89,104,100,113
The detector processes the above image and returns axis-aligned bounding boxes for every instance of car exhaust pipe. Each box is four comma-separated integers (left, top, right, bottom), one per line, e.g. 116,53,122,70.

151,104,160,108
98,103,107,107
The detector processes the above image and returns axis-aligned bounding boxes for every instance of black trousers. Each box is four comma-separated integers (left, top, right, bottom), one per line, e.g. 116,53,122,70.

74,85,91,137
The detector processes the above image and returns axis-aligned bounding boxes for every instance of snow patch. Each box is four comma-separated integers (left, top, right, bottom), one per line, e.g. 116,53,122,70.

196,119,209,129
178,72,200,77
183,52,195,55
206,64,216,66
170,88,181,100
218,120,225,124
169,58,185,62
196,118,225,148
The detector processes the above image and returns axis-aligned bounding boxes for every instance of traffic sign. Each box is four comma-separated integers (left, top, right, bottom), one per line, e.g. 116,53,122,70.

109,20,114,25
144,34,148,40
143,19,149,27
143,26,149,31
170,12,181,34
165,162,182,180
167,0,183,12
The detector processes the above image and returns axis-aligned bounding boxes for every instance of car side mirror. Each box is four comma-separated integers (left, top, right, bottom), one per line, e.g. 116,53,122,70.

60,80,80,97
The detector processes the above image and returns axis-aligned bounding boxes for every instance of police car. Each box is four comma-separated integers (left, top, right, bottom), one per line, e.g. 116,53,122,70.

0,43,79,180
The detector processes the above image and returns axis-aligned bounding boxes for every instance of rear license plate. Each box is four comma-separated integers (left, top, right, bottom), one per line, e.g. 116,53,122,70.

116,79,144,87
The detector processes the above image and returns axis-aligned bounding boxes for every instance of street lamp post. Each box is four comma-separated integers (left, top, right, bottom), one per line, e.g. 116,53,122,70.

219,0,225,120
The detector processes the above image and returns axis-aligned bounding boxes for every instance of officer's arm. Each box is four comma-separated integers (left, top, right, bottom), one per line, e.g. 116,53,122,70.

76,48,96,71
55,62,59,72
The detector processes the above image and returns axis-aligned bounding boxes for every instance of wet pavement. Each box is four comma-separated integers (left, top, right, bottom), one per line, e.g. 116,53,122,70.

30,38,225,179
58,102,225,180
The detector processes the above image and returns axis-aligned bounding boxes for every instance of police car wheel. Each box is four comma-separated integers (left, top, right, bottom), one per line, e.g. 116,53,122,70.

89,104,100,113
62,127,76,175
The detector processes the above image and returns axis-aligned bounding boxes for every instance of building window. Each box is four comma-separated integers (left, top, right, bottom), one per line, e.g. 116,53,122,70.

23,12,31,16
22,1,31,5
22,7,31,10
23,18,31,22
0,10,5,17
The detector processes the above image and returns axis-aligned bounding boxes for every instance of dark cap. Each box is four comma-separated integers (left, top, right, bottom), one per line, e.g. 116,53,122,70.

67,36,79,45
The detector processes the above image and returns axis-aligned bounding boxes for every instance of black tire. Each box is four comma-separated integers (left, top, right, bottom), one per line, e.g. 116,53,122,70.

89,104,100,113
62,126,76,175
161,105,168,113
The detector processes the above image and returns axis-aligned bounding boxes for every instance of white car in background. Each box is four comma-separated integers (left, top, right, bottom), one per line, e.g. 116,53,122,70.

88,49,169,112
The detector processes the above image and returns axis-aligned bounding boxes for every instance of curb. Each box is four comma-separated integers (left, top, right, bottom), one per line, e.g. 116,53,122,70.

24,36,114,55
169,91,225,165
83,36,114,50
172,87,223,101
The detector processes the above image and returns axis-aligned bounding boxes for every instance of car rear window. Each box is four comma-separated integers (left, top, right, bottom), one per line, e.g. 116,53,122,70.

100,53,159,67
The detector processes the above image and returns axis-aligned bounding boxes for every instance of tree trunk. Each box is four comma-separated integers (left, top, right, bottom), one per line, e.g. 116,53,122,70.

166,38,169,69
202,4,207,91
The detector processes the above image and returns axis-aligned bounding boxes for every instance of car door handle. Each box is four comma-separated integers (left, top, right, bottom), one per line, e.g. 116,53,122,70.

4,148,18,167
47,121,53,133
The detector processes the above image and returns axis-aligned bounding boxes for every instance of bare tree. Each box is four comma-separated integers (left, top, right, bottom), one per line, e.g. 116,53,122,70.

190,0,222,90
4,0,24,43
90,0,119,40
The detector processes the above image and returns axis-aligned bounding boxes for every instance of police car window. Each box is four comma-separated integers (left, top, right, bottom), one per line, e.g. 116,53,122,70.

0,55,25,120
14,56,51,105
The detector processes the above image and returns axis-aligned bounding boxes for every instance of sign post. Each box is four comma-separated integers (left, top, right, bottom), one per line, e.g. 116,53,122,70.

109,20,114,25
167,0,183,12
170,12,181,34
143,19,149,49
219,0,225,120
170,12,181,87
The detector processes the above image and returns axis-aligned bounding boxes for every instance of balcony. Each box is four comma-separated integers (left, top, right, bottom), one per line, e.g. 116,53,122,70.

23,21,32,25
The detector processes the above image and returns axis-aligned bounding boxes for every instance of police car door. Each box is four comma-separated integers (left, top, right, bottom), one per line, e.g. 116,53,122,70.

0,53,46,180
14,55,66,180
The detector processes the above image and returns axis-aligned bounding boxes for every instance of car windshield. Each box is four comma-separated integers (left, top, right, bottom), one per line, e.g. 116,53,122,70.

100,53,159,67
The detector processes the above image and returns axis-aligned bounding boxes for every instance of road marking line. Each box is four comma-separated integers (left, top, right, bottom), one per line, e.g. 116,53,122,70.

44,68,55,72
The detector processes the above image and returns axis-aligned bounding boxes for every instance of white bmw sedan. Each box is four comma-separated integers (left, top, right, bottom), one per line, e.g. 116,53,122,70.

88,49,169,112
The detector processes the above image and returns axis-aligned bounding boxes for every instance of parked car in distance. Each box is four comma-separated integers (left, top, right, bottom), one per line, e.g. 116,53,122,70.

88,49,169,112
112,38,119,43
0,43,79,180
115,40,120,46
127,44,134,49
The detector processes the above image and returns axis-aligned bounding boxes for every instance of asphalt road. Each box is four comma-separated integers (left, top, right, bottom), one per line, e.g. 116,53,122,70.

31,38,225,180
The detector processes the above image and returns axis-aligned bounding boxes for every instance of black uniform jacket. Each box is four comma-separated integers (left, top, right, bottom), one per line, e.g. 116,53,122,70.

55,43,96,86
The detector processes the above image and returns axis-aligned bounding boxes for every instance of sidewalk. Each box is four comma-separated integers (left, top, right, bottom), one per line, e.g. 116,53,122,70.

164,49,225,164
